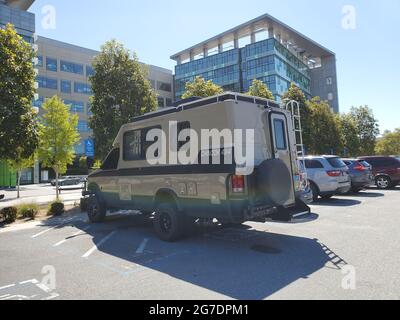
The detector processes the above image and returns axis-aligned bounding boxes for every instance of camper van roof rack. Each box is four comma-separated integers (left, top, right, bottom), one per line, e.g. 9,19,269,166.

133,92,281,123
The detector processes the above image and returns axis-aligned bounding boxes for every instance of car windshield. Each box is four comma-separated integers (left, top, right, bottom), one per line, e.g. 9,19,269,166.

327,157,347,168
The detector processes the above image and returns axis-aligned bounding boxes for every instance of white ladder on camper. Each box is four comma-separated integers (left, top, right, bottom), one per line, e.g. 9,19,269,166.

285,100,307,173
285,100,305,158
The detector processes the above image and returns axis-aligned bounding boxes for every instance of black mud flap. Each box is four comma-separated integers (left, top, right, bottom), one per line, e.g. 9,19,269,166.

268,198,313,223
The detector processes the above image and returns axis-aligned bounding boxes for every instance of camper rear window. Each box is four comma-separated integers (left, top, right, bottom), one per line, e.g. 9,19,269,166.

123,126,161,161
273,119,287,150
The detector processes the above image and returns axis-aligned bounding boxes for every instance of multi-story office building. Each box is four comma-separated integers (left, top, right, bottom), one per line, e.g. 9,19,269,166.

0,0,35,42
0,0,35,187
35,36,174,157
171,13,339,112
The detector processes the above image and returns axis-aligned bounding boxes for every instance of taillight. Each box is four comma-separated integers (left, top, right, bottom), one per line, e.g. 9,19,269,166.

231,175,245,193
327,170,341,177
354,165,366,172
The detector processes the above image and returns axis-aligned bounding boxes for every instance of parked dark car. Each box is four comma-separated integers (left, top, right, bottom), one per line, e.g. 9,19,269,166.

51,176,82,187
342,159,374,192
358,156,400,189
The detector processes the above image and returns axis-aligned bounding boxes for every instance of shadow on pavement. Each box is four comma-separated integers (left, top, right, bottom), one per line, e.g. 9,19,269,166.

62,212,337,300
312,198,361,207
343,191,384,198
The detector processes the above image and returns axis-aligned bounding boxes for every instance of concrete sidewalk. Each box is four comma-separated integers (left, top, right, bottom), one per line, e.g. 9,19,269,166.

0,184,82,209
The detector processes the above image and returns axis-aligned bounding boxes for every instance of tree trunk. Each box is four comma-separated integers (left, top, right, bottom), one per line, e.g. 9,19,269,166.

55,171,59,201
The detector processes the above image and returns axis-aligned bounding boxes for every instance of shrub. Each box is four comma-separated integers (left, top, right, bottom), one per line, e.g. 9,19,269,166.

48,201,65,216
0,207,18,224
80,197,89,212
17,203,40,220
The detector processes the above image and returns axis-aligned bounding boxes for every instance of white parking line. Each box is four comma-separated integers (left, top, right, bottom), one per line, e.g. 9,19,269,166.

31,218,75,239
0,284,15,290
19,279,39,285
53,226,91,247
31,226,58,239
136,238,149,254
82,231,117,258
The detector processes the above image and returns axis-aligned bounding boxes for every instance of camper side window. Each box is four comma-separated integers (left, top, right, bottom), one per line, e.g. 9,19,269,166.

123,126,162,161
101,148,120,170
124,130,142,161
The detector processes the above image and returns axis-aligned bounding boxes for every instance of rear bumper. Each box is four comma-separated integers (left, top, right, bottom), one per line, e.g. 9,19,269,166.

351,174,374,188
336,183,352,194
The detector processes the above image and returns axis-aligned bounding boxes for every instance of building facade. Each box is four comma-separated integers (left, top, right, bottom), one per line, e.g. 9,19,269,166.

171,13,339,112
0,0,35,187
35,36,174,158
0,0,35,42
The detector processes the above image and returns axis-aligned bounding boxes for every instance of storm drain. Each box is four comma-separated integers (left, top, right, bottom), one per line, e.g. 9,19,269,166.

251,245,282,254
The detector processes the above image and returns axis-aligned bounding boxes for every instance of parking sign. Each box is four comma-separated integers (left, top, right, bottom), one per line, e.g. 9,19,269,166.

85,139,95,157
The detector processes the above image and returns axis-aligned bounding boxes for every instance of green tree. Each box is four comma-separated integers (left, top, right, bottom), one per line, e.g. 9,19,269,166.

38,96,80,200
8,153,35,199
182,76,223,99
90,40,157,159
339,113,361,157
349,106,380,156
0,24,38,162
375,128,400,156
307,97,343,155
281,83,312,152
79,156,88,169
246,79,274,100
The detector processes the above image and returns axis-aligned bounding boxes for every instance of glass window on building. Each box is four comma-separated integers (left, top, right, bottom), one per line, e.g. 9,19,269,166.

36,76,58,90
157,81,172,92
61,80,72,93
37,55,43,67
77,121,89,132
326,77,333,85
75,142,85,155
165,98,173,107
86,65,94,77
46,57,58,72
60,60,84,75
64,100,85,113
328,93,334,101
74,82,92,95
33,96,44,109
157,97,165,108
87,102,93,116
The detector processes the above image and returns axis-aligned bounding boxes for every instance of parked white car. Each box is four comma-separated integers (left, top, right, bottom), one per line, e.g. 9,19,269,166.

301,155,351,201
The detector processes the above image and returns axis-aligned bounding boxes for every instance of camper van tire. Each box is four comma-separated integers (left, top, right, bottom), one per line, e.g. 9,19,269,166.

87,194,107,223
256,159,292,206
153,203,186,242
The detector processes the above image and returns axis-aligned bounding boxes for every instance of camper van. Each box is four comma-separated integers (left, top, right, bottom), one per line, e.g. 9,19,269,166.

83,93,310,241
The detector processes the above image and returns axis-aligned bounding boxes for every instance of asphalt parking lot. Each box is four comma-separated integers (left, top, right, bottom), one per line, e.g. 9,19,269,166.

0,187,399,300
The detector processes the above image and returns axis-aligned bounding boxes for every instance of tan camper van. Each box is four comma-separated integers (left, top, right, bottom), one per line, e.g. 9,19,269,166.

83,93,310,241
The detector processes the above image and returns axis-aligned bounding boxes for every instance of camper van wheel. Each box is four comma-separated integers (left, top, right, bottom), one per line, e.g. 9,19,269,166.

153,203,185,242
87,195,107,223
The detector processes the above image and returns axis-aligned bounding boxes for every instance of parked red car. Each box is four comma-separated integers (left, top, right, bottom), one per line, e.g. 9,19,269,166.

358,156,400,189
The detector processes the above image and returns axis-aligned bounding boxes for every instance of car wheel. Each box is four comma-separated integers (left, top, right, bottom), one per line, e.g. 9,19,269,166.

309,182,319,202
153,203,185,242
87,195,107,223
376,176,391,190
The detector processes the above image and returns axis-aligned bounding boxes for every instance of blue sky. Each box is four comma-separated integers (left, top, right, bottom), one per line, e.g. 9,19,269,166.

30,0,400,133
